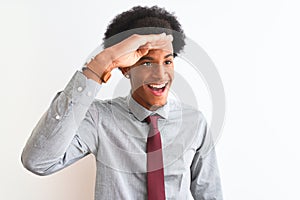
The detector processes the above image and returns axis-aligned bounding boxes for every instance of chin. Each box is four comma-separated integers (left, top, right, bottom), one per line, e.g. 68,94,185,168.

146,95,169,109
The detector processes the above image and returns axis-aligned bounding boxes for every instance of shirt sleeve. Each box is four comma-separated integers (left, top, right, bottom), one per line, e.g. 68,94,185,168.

21,71,101,176
190,117,223,200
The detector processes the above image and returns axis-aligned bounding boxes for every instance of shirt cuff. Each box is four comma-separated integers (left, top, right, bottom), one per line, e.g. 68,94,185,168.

63,70,101,106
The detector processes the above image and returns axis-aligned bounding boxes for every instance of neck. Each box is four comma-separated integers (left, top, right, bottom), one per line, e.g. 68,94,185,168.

131,93,165,111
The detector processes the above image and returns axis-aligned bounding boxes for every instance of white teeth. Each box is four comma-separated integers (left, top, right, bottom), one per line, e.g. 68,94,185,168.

149,82,167,89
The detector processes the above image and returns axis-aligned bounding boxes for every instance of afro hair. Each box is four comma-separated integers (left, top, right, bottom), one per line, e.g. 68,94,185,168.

103,6,185,56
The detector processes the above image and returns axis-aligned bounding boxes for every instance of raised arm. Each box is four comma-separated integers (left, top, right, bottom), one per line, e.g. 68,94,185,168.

21,72,101,175
21,33,173,176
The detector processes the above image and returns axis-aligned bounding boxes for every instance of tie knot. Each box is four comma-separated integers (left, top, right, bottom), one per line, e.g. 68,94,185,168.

146,115,160,129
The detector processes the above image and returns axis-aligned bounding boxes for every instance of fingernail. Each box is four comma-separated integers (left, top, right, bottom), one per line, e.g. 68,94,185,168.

167,35,173,40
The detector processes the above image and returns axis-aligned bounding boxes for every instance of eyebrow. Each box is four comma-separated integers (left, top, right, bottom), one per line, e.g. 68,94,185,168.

139,53,174,61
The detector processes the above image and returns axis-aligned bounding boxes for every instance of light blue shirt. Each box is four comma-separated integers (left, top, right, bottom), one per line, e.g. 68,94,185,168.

21,71,223,200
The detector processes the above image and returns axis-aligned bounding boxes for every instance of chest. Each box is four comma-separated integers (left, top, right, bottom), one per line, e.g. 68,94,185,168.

95,116,199,174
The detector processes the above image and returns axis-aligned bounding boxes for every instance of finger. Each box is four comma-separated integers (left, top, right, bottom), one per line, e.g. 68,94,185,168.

142,33,173,44
109,33,173,64
138,42,151,49
146,35,173,49
147,40,173,53
138,39,173,55
136,47,149,57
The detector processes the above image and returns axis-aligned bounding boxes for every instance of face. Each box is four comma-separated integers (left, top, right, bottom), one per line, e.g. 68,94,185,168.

127,48,174,110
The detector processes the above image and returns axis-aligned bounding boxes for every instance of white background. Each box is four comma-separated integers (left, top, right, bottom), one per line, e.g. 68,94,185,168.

1,0,300,199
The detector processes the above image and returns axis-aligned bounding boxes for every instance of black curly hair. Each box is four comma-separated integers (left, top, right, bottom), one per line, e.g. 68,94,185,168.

103,6,185,56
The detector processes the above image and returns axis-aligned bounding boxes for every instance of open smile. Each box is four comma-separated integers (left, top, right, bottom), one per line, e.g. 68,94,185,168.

145,81,169,96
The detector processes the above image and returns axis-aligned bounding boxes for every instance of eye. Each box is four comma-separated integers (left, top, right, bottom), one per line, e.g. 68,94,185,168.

142,62,152,67
164,60,173,65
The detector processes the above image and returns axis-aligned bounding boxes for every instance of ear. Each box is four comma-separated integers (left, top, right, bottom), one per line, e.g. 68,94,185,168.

120,67,130,76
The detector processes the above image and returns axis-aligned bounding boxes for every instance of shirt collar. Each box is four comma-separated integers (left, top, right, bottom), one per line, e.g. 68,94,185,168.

126,94,169,121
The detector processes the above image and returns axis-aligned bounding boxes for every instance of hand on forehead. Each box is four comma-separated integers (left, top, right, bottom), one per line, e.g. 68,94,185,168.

143,33,173,54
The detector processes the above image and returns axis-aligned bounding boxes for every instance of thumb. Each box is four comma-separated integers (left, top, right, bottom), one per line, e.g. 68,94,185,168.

137,42,151,56
137,47,149,57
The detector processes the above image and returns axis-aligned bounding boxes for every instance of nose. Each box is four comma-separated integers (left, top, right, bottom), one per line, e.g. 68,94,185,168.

152,64,165,79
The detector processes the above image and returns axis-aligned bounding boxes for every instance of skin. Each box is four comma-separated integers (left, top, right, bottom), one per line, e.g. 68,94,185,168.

83,33,174,110
124,49,174,110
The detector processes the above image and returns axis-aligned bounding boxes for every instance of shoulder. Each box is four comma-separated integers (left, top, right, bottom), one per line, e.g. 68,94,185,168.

89,96,128,115
168,98,206,124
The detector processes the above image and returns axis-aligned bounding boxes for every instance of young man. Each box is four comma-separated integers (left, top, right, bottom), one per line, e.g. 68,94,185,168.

22,6,223,200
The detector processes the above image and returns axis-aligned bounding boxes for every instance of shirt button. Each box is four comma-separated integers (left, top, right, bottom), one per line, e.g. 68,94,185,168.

87,91,92,97
77,87,83,92
55,115,60,120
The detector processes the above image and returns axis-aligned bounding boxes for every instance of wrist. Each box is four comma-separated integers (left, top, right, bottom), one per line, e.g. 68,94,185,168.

94,49,114,70
85,57,112,83
83,49,116,83
82,66,103,84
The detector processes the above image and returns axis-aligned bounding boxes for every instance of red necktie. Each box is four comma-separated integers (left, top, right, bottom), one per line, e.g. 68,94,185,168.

146,115,166,200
